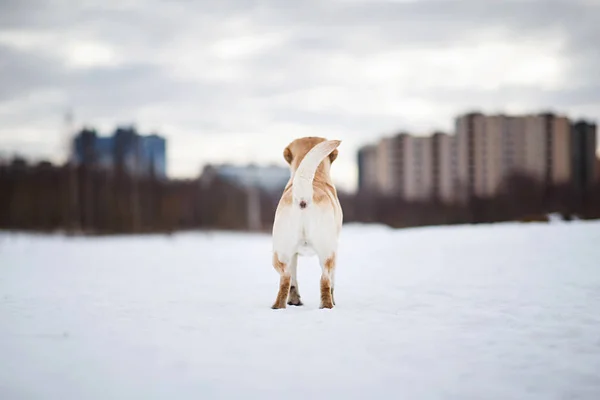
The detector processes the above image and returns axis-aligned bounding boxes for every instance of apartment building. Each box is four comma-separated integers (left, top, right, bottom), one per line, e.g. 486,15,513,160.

358,111,596,203
358,134,400,196
72,126,167,178
521,113,571,186
455,112,487,199
363,133,408,196
358,132,455,202
403,135,434,201
455,112,573,199
432,132,456,203
455,113,522,198
374,136,398,194
357,144,379,192
200,164,290,193
571,120,598,193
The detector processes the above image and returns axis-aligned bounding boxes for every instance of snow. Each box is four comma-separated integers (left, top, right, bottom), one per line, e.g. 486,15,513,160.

1,220,600,400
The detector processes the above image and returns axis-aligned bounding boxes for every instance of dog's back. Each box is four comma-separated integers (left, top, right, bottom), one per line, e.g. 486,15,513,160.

272,138,342,259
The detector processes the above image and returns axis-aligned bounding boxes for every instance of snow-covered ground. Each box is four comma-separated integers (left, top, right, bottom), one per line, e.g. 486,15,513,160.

1,220,600,400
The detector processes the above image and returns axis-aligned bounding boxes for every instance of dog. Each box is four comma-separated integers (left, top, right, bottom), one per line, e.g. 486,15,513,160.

270,137,343,309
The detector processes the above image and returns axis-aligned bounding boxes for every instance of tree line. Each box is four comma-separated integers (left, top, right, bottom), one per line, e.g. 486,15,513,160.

352,172,600,228
0,158,278,234
1,158,599,235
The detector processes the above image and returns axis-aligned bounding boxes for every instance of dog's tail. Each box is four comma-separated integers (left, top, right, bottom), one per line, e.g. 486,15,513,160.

292,139,341,209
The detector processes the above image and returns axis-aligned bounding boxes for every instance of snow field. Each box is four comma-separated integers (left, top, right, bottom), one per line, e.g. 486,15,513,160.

1,220,600,399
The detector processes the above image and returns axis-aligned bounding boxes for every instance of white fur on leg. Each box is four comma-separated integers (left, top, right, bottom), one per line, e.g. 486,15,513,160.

330,267,337,306
318,253,335,309
287,253,303,306
271,253,291,309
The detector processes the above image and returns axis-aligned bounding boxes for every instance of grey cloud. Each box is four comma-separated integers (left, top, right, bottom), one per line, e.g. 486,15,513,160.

414,84,600,111
0,45,65,101
68,64,186,110
5,1,595,50
0,0,599,182
0,45,179,120
254,1,596,44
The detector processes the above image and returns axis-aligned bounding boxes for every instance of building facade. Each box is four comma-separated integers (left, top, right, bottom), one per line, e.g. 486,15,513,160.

358,111,598,204
200,164,290,193
521,113,571,187
571,120,598,193
72,126,167,178
358,131,456,202
139,134,167,178
455,112,512,199
454,112,573,199
366,134,405,197
403,135,434,201
357,144,379,193
432,132,456,203
374,136,399,195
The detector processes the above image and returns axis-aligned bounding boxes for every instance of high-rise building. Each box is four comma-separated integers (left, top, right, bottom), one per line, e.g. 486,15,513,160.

72,125,167,178
455,112,572,199
357,144,379,193
371,133,409,197
521,113,571,187
455,112,488,199
200,164,290,193
571,120,597,193
432,132,456,203
140,134,167,178
375,135,401,195
358,111,596,204
403,135,433,201
455,112,523,198
357,131,456,202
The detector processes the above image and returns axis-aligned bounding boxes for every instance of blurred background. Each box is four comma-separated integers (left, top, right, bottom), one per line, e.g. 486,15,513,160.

1,0,599,234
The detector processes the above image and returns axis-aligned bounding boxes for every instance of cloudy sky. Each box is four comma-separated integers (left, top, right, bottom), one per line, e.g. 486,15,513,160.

1,0,599,191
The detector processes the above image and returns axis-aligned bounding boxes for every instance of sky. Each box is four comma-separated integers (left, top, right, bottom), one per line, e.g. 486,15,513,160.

0,0,599,191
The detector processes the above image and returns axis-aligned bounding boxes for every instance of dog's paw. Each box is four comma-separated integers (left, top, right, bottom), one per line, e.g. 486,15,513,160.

319,301,334,309
287,286,303,306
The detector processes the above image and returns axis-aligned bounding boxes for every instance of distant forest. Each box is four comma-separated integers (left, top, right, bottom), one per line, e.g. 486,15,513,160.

1,158,599,235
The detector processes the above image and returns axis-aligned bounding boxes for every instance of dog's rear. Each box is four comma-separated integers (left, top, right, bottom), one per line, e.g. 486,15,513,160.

271,137,343,309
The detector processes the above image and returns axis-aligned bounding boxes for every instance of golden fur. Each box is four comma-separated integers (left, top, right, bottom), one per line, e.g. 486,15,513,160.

279,136,339,207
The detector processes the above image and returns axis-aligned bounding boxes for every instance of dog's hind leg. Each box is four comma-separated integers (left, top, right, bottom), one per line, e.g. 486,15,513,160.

330,267,336,306
319,253,336,309
287,253,303,306
271,252,291,309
